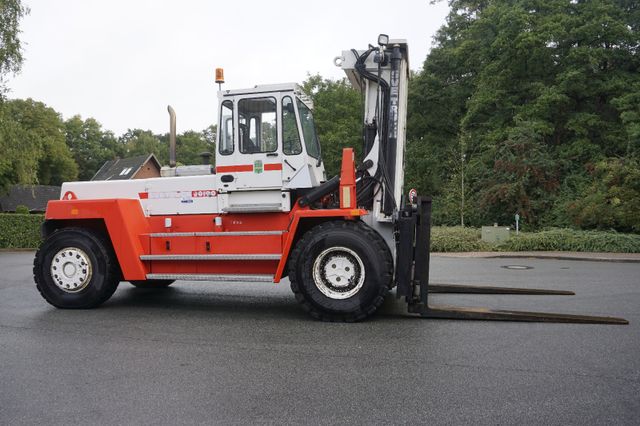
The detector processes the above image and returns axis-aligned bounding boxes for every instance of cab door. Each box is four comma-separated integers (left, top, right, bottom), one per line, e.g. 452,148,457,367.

216,95,283,191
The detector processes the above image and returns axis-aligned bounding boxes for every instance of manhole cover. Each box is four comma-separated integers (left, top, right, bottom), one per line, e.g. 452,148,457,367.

501,265,533,270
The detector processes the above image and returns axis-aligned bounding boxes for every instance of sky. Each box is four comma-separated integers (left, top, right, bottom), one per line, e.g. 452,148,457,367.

7,0,450,135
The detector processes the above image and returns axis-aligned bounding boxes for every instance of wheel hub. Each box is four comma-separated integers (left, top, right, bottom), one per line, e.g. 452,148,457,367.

50,247,92,293
312,246,365,299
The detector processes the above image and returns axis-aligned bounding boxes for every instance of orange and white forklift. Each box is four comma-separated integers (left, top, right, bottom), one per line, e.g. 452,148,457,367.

33,35,627,324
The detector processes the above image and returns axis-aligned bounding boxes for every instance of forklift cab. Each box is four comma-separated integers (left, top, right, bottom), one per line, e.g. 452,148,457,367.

216,83,326,193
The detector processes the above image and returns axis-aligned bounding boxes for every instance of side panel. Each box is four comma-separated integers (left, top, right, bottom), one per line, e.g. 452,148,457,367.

62,175,220,216
45,199,149,280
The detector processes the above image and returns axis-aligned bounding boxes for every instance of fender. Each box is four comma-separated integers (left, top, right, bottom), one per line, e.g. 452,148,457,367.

273,207,369,283
44,199,149,280
273,147,363,282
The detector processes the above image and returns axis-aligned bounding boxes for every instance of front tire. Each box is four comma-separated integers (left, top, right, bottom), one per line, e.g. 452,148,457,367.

33,228,120,308
289,221,393,322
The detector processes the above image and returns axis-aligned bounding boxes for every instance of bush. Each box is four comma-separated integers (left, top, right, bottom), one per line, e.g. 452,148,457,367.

14,205,30,214
498,229,640,253
565,159,640,233
0,214,44,248
431,226,491,252
429,226,640,253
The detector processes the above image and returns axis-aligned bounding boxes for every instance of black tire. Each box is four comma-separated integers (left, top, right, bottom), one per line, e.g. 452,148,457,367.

288,220,393,322
129,280,174,288
33,227,120,309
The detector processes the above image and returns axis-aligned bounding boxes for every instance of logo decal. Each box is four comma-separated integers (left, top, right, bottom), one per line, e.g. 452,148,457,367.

254,160,263,174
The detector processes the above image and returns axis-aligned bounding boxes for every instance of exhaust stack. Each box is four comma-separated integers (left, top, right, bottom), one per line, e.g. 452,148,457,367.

168,105,177,167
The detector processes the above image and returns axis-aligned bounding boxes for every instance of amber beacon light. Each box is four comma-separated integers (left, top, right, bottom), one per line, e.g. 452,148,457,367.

215,68,225,90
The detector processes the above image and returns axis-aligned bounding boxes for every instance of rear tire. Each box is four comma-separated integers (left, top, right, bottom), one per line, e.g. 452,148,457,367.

129,280,174,288
33,228,120,308
288,221,393,322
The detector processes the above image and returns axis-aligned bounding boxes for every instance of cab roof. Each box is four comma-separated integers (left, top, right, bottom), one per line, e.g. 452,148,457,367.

219,83,300,97
218,83,313,108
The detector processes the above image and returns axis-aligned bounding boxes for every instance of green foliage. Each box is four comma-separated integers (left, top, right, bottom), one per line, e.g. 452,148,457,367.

0,99,78,193
566,158,640,232
176,129,214,166
498,229,640,253
431,226,491,252
0,0,29,98
120,125,216,168
301,74,361,177
410,0,640,231
14,204,28,214
64,116,122,181
120,129,166,164
0,96,217,189
429,226,640,253
0,213,43,248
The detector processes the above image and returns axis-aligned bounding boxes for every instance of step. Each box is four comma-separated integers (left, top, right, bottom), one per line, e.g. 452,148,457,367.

140,254,281,261
146,273,274,282
148,230,284,237
222,203,283,213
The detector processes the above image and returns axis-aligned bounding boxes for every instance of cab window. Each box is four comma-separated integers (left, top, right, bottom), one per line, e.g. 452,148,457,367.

296,99,320,159
282,96,302,155
238,97,277,153
219,100,234,155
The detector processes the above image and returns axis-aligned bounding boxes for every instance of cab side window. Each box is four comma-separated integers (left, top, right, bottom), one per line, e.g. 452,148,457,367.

296,99,321,159
282,96,302,155
219,100,234,155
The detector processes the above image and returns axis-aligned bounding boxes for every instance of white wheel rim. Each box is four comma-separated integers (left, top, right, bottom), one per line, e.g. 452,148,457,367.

312,246,365,300
50,247,93,293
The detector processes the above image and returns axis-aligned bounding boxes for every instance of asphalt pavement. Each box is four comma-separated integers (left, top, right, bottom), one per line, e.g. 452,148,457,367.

1,251,639,425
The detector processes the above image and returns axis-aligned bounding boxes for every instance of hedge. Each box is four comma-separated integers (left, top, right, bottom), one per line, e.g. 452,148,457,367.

1,214,638,253
0,214,44,249
431,226,492,252
497,229,640,253
432,226,640,253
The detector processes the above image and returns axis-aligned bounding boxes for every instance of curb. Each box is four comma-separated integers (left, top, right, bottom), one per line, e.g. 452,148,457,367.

432,252,640,263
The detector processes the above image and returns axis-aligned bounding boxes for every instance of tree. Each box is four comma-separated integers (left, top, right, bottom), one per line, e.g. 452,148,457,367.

567,158,640,232
176,129,214,166
301,74,362,177
120,129,166,164
411,0,640,229
65,116,122,180
0,0,29,98
0,99,77,192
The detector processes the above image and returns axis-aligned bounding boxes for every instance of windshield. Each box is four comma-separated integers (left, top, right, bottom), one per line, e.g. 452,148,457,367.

296,98,321,159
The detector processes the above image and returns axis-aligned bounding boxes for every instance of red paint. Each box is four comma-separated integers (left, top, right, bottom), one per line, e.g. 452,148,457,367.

45,182,368,283
45,199,150,280
272,205,368,282
264,163,283,171
339,148,357,209
216,164,253,173
216,163,282,173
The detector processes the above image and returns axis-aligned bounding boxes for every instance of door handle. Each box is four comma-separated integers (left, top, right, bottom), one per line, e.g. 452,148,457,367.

266,152,278,157
220,174,234,183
